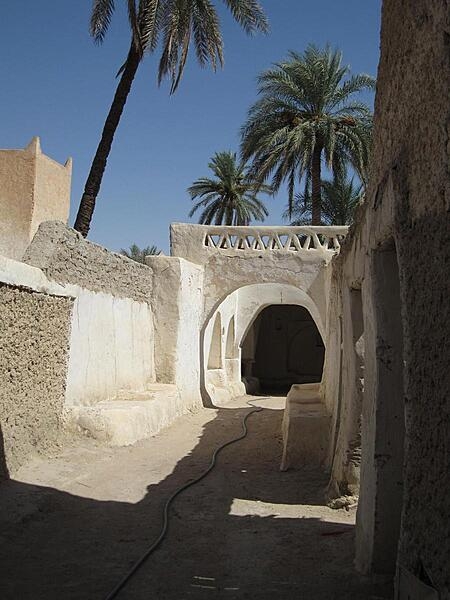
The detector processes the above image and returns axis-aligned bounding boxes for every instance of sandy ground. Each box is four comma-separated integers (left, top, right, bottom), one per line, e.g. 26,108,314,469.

0,396,393,599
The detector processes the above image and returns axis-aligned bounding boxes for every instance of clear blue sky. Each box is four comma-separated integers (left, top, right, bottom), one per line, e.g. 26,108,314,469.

1,1,381,253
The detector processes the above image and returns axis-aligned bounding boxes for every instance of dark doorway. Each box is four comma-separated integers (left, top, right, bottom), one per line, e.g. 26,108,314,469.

241,305,325,394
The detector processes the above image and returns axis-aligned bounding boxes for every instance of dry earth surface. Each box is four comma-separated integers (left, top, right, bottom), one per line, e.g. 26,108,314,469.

0,396,393,599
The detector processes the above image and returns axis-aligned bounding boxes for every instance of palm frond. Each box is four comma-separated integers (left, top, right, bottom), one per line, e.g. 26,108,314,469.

120,242,160,262
222,0,268,34
138,0,163,52
283,170,362,226
188,150,270,225
90,0,115,44
241,44,374,222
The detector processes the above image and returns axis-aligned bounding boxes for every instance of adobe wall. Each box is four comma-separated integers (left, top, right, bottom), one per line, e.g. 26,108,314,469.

0,138,71,261
0,257,74,478
24,220,152,303
0,222,203,460
24,221,156,407
328,1,449,595
375,1,449,594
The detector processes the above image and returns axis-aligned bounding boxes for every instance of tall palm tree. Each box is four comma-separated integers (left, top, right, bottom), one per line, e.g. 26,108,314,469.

74,0,268,238
188,151,271,225
284,170,363,226
120,243,161,262
241,45,374,225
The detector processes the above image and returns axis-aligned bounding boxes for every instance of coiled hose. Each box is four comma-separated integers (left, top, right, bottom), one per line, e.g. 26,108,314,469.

104,400,264,600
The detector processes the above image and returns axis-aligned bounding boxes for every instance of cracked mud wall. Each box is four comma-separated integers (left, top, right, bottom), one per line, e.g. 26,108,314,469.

0,283,73,477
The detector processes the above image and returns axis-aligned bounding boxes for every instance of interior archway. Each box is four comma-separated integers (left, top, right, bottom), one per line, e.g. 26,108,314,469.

201,283,325,407
241,304,325,394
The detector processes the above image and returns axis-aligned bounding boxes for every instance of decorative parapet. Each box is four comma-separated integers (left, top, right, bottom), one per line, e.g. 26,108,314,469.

170,223,348,265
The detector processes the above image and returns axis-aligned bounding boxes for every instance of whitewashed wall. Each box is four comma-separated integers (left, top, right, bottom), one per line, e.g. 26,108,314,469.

65,288,155,406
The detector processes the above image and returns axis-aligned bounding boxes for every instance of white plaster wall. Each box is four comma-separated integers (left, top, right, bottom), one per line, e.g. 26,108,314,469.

147,255,204,411
235,283,325,342
65,288,155,407
201,253,332,325
203,292,241,405
173,259,204,409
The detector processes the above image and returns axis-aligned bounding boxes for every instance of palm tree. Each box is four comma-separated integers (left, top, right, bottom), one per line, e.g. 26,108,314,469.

188,151,271,225
241,44,374,225
284,170,363,226
74,0,268,238
120,243,161,263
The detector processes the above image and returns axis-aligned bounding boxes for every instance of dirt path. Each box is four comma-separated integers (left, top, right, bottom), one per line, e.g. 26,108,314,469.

0,396,392,599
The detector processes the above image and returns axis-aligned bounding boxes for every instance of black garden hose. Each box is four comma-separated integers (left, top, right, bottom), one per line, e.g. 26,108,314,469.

104,400,264,600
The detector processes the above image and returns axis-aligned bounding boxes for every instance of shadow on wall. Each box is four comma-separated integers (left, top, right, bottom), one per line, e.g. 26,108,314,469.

0,406,392,600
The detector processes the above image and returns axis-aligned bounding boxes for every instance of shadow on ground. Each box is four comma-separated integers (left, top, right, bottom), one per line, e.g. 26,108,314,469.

0,404,393,599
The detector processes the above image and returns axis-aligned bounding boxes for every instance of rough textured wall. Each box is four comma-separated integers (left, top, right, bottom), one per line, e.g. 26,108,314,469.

370,0,450,593
0,283,72,477
24,221,153,303
327,281,364,499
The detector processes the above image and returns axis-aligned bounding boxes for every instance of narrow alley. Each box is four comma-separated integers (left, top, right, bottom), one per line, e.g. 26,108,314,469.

0,396,392,599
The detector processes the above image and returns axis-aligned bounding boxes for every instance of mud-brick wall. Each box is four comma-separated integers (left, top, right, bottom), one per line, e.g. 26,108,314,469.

0,283,73,478
368,0,450,593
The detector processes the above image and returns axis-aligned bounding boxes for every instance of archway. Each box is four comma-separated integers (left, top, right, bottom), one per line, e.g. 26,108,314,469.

201,283,325,406
241,304,325,394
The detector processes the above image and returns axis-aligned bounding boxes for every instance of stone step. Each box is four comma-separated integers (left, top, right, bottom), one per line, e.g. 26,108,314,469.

64,384,184,446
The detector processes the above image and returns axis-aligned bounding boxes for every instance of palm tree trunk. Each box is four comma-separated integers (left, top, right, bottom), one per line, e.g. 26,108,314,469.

311,143,322,225
74,44,141,237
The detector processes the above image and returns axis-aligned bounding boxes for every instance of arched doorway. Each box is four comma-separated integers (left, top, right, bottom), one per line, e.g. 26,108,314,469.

241,304,325,394
201,283,325,406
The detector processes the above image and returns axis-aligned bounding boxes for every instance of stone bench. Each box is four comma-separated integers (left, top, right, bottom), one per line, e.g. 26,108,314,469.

64,384,185,446
280,383,331,470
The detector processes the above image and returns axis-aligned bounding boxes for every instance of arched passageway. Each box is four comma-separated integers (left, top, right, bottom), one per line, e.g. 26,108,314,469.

201,283,326,406
241,304,325,394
